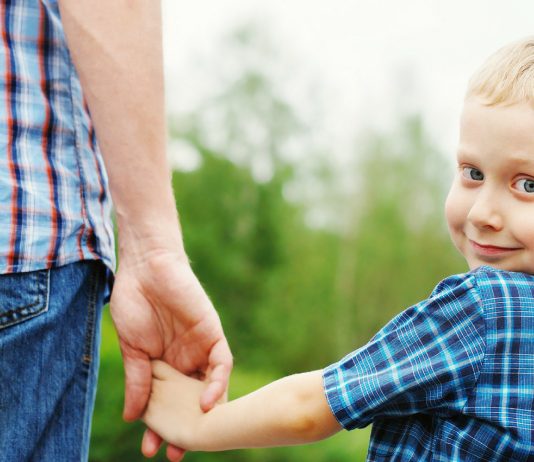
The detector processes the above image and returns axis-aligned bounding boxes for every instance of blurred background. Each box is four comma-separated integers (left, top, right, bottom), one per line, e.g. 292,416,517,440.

89,1,534,461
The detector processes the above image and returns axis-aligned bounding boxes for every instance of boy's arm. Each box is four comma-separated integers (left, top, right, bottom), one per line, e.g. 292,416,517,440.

143,361,342,452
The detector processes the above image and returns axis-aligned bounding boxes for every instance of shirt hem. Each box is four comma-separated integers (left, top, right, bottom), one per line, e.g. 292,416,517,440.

323,364,364,430
0,254,115,304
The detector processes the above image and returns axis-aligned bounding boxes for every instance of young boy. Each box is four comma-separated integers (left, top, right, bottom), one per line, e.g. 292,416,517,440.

142,37,534,461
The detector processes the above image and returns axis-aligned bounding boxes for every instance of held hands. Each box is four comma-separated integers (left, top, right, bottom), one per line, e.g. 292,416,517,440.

143,360,210,451
109,249,232,460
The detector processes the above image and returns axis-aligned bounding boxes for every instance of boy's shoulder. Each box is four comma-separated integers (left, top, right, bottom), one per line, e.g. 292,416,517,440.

431,265,534,308
433,266,534,292
468,265,534,291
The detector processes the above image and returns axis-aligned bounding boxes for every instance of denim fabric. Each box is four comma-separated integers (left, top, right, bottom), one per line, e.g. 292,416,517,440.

0,260,107,462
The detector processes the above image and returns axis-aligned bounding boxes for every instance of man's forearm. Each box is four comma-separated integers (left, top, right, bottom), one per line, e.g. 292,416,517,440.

195,370,341,451
58,0,183,258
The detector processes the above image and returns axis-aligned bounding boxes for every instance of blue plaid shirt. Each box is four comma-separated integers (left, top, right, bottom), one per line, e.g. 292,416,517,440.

324,266,534,461
0,0,115,297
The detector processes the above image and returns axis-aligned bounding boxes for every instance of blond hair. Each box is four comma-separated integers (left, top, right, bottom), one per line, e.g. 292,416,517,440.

466,37,534,106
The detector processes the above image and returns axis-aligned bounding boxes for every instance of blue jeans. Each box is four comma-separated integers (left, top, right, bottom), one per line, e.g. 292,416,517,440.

0,260,107,462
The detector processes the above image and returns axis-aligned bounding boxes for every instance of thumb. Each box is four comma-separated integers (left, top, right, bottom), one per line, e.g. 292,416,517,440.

200,339,233,411
121,343,152,422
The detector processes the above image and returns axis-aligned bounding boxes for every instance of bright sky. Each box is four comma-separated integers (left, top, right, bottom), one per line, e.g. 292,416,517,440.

161,1,534,163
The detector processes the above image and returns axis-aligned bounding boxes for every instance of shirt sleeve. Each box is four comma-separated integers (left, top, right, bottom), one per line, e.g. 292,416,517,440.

323,272,486,430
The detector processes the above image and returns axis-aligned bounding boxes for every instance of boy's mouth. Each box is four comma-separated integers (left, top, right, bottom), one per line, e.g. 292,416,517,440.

469,239,521,256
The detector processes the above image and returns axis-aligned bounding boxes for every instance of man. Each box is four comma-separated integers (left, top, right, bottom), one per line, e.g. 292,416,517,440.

0,1,232,461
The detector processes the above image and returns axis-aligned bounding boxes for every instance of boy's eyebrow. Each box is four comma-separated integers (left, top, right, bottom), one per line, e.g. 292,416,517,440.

506,153,534,167
457,149,534,167
456,149,478,161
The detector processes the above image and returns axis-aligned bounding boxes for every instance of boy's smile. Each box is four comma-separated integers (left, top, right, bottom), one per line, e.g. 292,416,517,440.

445,98,534,274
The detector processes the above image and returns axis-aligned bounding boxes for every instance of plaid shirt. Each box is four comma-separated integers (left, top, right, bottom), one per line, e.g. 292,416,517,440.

0,0,115,293
324,266,534,461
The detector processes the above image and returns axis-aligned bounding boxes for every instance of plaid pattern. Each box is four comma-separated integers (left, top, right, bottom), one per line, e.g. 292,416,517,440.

0,0,115,292
324,266,534,461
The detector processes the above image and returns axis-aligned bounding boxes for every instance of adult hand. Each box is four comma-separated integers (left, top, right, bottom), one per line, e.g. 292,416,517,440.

57,2,230,459
109,248,232,460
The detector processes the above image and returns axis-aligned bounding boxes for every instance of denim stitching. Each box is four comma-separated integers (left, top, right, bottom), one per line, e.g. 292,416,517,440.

79,263,104,462
0,269,51,330
82,263,99,366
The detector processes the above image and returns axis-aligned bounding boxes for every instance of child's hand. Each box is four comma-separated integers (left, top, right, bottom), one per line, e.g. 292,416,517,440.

144,363,341,453
142,360,209,451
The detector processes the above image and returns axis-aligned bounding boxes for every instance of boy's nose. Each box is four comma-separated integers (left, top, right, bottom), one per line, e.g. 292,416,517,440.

467,189,504,231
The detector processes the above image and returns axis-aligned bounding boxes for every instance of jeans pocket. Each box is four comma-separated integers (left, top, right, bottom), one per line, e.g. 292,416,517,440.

0,268,50,330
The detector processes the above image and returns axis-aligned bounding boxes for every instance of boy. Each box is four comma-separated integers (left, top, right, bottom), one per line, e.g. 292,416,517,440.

142,37,534,461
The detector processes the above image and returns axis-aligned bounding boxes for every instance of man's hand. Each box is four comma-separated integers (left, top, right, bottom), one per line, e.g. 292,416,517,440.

110,249,232,460
57,1,232,459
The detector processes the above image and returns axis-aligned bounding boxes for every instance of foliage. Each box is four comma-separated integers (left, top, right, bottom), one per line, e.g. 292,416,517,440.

90,25,466,461
90,113,465,460
90,313,371,462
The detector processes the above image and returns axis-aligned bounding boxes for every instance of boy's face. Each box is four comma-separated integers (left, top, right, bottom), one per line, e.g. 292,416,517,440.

445,98,534,274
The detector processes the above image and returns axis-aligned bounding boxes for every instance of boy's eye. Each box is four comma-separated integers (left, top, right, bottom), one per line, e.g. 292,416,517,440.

462,167,484,181
515,178,534,193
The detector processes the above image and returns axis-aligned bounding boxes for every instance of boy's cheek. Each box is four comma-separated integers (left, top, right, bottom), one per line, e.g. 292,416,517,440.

444,186,468,251
444,187,461,230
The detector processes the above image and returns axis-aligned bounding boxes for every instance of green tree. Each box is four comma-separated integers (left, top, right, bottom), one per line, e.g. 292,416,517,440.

333,115,466,354
91,23,466,462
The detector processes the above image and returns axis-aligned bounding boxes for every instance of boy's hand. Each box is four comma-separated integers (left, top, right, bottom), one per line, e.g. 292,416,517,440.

144,363,342,454
143,360,209,451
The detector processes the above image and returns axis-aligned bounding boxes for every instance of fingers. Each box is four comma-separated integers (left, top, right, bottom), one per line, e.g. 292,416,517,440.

200,339,233,411
141,428,185,462
166,444,186,462
200,379,225,412
141,428,163,458
121,346,152,421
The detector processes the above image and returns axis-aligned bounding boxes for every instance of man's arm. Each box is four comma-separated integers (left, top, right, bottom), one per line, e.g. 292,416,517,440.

57,0,179,263
143,361,342,452
57,1,233,459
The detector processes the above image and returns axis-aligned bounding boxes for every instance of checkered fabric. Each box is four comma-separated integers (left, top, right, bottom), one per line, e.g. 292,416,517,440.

324,266,534,461
0,0,115,293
